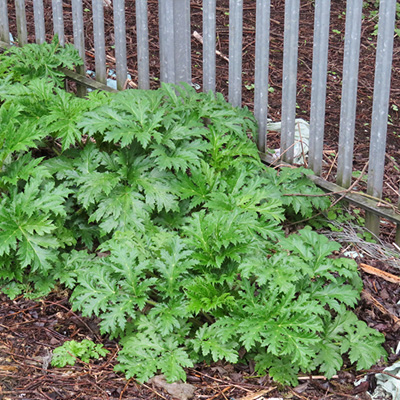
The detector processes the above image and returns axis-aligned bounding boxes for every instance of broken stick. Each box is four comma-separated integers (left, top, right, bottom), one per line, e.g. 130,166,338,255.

193,31,230,62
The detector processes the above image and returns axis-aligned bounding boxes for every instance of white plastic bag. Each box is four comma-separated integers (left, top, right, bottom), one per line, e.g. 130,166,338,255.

267,119,310,165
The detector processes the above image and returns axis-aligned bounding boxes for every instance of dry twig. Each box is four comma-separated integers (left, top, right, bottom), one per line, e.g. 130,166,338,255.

193,31,230,62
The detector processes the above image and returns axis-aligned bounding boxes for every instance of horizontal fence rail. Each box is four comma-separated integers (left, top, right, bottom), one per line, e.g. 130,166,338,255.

0,0,398,243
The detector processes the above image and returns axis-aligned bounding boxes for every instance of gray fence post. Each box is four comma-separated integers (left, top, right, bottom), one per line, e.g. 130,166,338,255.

281,0,300,163
15,0,28,45
308,0,331,176
203,0,216,93
228,0,243,108
158,0,175,83
52,0,64,45
0,0,9,44
136,0,150,90
365,0,397,237
254,0,270,153
33,0,45,44
173,0,191,85
71,0,86,96
113,0,127,90
92,0,107,84
336,0,363,188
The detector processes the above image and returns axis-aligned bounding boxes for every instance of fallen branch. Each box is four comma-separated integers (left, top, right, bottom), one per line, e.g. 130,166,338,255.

209,386,233,400
298,375,339,381
193,31,230,62
359,263,400,284
239,388,274,400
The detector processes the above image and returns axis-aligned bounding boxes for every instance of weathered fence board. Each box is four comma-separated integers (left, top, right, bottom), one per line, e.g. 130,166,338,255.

62,68,118,93
254,0,270,153
15,0,28,45
228,0,243,108
280,0,300,164
173,0,191,84
203,0,217,93
365,0,397,235
51,0,64,45
336,0,363,189
136,0,150,90
32,0,45,44
158,0,175,83
0,0,9,44
71,0,86,96
92,0,107,84
113,0,127,90
308,0,331,176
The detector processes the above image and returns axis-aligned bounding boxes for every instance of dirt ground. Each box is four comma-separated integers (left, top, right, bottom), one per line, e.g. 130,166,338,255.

1,1,400,399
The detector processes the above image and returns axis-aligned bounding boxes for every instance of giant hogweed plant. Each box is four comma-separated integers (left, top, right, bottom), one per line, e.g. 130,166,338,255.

0,42,386,385
0,36,82,86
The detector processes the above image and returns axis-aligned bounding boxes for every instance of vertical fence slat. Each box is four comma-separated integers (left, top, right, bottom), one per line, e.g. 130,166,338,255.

113,0,127,90
136,0,150,90
336,0,363,188
0,0,10,44
15,0,28,45
308,0,331,175
71,0,85,62
365,0,397,236
33,0,45,44
158,0,175,83
203,0,216,92
92,0,107,84
71,0,86,96
280,0,300,163
173,0,191,84
254,0,270,153
228,0,243,107
52,0,64,45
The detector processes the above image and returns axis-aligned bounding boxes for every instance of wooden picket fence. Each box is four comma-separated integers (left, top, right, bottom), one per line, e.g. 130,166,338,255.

0,0,399,243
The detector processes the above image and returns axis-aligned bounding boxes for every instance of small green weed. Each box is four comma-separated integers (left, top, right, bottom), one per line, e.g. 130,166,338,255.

364,1,400,37
51,340,109,367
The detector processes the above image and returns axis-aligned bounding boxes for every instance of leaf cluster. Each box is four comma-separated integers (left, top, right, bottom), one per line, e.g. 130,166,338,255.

51,339,109,367
0,36,82,86
0,44,386,385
